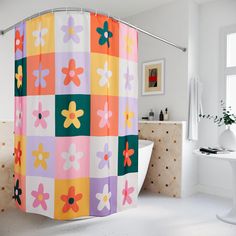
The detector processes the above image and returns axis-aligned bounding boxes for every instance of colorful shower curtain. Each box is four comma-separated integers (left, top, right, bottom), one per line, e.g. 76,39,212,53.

14,12,138,220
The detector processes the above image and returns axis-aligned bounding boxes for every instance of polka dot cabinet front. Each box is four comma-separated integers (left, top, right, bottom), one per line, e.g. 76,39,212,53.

0,122,14,213
138,122,182,198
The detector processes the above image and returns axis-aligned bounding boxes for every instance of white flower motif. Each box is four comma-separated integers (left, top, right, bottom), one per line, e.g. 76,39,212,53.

96,184,112,211
15,109,22,128
61,143,84,171
32,23,48,47
97,61,112,87
97,102,112,128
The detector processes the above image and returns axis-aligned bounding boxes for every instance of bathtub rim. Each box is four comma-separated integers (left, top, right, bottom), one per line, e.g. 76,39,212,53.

138,139,154,149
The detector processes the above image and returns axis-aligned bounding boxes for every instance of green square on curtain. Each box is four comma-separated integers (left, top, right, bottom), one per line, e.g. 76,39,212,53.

55,94,90,136
118,135,138,176
15,58,27,96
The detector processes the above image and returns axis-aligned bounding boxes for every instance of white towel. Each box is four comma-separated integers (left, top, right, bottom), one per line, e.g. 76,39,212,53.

188,77,203,141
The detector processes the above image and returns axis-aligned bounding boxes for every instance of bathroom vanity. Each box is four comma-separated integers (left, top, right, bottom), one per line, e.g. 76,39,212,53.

138,121,196,198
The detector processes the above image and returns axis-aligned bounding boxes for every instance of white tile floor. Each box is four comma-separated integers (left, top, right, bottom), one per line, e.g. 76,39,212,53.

1,192,236,236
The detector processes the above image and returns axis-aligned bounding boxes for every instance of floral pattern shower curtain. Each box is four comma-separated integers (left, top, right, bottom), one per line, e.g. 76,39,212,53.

14,12,138,220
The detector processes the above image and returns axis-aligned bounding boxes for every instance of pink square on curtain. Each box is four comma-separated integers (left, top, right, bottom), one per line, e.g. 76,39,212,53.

14,97,26,135
119,23,138,62
55,136,90,179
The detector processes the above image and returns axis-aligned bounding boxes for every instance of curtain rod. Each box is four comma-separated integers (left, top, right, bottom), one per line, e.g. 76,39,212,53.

0,7,187,52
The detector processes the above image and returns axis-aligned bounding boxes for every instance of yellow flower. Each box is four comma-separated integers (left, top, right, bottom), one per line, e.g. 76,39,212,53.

124,107,134,128
15,65,23,89
125,35,134,54
32,143,49,170
61,101,84,129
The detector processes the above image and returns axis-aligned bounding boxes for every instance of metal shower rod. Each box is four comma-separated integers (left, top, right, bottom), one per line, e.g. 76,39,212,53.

0,7,187,52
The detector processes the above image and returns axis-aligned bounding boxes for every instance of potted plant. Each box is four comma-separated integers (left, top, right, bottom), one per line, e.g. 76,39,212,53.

199,100,236,151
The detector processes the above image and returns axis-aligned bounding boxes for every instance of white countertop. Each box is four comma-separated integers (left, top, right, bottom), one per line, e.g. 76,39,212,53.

193,149,236,161
138,120,186,124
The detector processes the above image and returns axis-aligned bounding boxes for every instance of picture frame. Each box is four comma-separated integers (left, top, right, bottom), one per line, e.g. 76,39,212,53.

142,59,165,95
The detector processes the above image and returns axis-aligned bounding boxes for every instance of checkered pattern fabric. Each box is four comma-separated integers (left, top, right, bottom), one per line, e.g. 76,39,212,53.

14,12,138,220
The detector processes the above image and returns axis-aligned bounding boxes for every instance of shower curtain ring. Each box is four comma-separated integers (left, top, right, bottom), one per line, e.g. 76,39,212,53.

80,7,83,14
95,9,97,16
107,12,110,19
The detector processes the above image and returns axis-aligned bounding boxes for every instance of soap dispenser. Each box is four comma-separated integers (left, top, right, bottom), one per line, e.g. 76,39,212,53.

159,110,164,121
164,108,169,121
149,109,154,121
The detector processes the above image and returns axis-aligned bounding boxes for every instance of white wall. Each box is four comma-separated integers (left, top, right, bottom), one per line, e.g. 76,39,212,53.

188,1,199,79
128,0,199,196
0,31,14,121
127,0,189,121
198,0,236,197
183,0,200,196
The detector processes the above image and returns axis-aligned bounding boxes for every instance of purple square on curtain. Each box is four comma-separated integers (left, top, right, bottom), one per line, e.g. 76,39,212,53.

90,177,117,216
55,52,90,95
118,97,138,136
15,22,26,60
26,136,55,178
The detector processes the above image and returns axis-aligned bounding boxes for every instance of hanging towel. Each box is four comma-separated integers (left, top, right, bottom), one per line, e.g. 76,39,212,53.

188,76,203,141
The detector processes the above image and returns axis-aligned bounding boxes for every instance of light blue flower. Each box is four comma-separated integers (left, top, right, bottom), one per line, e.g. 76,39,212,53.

61,16,83,43
33,64,49,88
124,67,134,90
96,143,112,169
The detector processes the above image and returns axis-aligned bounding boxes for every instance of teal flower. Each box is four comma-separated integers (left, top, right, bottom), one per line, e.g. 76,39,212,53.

96,21,113,48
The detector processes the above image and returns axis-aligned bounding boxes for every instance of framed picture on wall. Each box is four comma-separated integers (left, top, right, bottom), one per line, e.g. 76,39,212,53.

142,59,165,95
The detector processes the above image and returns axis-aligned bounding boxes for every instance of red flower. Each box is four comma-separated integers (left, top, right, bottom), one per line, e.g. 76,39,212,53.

62,59,84,87
61,186,83,213
14,141,22,166
123,141,134,167
15,30,23,52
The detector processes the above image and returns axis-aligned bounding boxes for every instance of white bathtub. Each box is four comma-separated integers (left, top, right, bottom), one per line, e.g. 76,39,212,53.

138,139,154,194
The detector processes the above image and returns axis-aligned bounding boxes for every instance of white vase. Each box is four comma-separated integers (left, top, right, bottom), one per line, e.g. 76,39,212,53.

219,126,236,151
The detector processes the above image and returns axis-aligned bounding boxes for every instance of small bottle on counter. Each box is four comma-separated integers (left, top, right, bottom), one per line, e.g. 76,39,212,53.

159,110,164,121
164,108,169,121
149,109,154,121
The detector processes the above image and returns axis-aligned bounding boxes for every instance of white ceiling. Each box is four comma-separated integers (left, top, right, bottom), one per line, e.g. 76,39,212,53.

0,0,224,29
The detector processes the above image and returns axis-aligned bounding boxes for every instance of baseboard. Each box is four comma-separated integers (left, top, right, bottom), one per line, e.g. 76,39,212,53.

181,184,198,197
196,184,232,199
